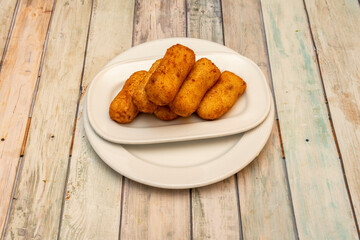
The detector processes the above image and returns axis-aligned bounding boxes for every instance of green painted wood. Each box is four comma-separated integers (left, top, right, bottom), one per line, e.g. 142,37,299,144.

261,0,358,238
187,0,240,239
120,1,191,239
4,0,92,238
222,0,297,238
59,0,135,239
304,0,360,223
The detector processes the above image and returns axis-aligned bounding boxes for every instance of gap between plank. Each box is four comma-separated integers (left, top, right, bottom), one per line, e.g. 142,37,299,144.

131,0,138,47
189,188,193,240
0,0,21,71
56,155,72,240
258,0,300,238
1,0,58,238
234,174,244,240
56,0,95,238
219,0,226,51
0,156,23,240
301,0,360,236
118,176,126,240
20,118,32,156
185,0,188,38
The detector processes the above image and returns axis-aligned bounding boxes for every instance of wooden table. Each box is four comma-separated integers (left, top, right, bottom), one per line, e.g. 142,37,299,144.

0,0,359,239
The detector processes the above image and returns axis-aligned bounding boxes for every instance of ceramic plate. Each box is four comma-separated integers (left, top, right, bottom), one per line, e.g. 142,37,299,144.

86,52,270,144
84,97,274,189
83,38,275,189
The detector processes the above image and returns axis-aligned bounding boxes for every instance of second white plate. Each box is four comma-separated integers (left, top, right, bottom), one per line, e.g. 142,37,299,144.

87,51,271,144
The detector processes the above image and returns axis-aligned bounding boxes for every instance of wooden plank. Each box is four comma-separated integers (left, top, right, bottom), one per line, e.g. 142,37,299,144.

222,0,297,238
0,0,54,236
261,0,358,238
0,0,18,60
133,0,186,44
121,181,190,239
120,1,190,239
186,1,240,239
4,0,92,239
187,0,223,43
304,0,360,223
59,0,135,239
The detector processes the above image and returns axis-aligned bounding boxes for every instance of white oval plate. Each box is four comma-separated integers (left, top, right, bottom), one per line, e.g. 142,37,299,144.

83,38,275,189
87,52,270,144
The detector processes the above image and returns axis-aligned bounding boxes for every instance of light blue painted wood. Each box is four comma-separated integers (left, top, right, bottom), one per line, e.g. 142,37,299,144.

304,0,360,224
261,0,358,238
222,0,297,239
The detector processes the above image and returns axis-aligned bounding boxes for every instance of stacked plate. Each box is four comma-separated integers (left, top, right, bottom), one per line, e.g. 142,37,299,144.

84,38,274,189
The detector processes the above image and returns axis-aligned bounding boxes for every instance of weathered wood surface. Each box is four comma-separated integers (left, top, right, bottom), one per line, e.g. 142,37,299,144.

4,0,92,238
59,0,135,239
0,0,18,60
0,0,359,238
120,1,190,239
0,0,54,236
304,0,360,222
261,0,358,238
222,0,297,238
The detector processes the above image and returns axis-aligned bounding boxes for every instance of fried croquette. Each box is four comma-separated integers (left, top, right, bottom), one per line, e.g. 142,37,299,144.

109,71,147,123
145,44,195,106
154,106,179,121
169,58,221,117
132,59,162,113
196,71,246,120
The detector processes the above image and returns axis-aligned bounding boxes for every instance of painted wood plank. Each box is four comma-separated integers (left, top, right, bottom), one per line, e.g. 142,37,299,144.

0,0,54,236
222,0,297,238
0,0,18,60
59,0,135,239
4,0,93,239
187,1,240,239
261,0,358,238
304,0,360,223
120,1,190,239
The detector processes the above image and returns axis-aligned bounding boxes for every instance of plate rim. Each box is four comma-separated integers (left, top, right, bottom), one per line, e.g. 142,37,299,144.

84,97,275,189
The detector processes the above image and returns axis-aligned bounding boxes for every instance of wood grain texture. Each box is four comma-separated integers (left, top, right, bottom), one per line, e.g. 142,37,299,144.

261,0,358,238
0,0,54,236
192,179,240,240
187,0,223,43
121,181,190,240
0,0,18,60
4,0,92,238
133,0,186,44
222,0,297,238
59,0,135,239
187,1,240,239
304,0,360,222
120,1,190,239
